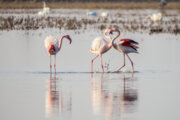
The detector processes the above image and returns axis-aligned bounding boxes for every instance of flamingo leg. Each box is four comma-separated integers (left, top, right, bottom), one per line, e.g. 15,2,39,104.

91,55,99,73
126,54,134,72
54,55,56,73
116,53,126,72
50,55,52,73
100,55,104,72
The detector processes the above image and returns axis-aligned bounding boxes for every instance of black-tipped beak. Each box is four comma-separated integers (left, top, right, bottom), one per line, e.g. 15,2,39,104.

109,29,114,34
69,38,72,44
66,35,72,44
109,31,113,34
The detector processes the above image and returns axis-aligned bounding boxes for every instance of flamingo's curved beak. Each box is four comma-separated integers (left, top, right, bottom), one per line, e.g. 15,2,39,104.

66,35,72,44
109,29,113,34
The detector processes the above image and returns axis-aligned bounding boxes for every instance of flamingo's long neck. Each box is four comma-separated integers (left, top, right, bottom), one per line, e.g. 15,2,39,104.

104,32,112,41
43,2,46,8
111,30,120,49
58,36,66,50
104,32,113,48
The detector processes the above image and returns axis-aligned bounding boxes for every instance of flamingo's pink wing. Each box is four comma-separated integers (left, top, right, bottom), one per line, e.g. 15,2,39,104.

120,38,139,48
120,38,138,44
120,39,132,47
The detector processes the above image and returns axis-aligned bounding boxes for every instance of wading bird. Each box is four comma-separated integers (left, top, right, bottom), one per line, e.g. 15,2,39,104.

107,28,139,72
146,13,162,23
87,11,97,17
38,1,50,16
45,35,72,72
159,0,167,8
89,29,113,73
101,12,109,18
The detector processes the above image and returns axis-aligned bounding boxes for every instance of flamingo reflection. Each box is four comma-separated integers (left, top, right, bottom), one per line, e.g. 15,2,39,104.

122,74,138,114
91,74,103,115
91,73,138,120
45,73,72,119
45,73,59,118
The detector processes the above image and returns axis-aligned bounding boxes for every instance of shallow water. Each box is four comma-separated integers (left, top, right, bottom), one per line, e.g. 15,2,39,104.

0,9,180,120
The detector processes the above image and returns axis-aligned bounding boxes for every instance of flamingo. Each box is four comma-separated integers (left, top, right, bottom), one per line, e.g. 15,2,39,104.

107,28,139,72
38,1,50,16
43,2,50,14
45,35,72,72
89,29,113,73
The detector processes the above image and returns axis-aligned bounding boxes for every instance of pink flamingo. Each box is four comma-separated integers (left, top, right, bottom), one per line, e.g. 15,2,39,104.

108,28,139,72
89,29,113,72
45,35,72,72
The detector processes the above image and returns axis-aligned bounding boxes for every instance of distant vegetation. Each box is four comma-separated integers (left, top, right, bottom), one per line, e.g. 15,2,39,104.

0,1,180,9
1,0,180,2
0,9,179,34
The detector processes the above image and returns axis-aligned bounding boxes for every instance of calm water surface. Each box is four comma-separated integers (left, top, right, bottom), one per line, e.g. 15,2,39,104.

0,9,180,120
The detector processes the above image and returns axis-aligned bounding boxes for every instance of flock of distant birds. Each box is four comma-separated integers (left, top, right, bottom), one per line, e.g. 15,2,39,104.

87,11,163,23
37,2,110,18
38,0,167,23
42,0,168,73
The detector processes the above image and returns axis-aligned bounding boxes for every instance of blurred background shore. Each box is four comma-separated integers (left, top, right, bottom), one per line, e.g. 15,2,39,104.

0,1,180,9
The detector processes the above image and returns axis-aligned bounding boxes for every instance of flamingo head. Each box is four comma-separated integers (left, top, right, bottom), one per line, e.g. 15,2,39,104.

105,28,113,35
65,35,72,44
105,28,119,34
